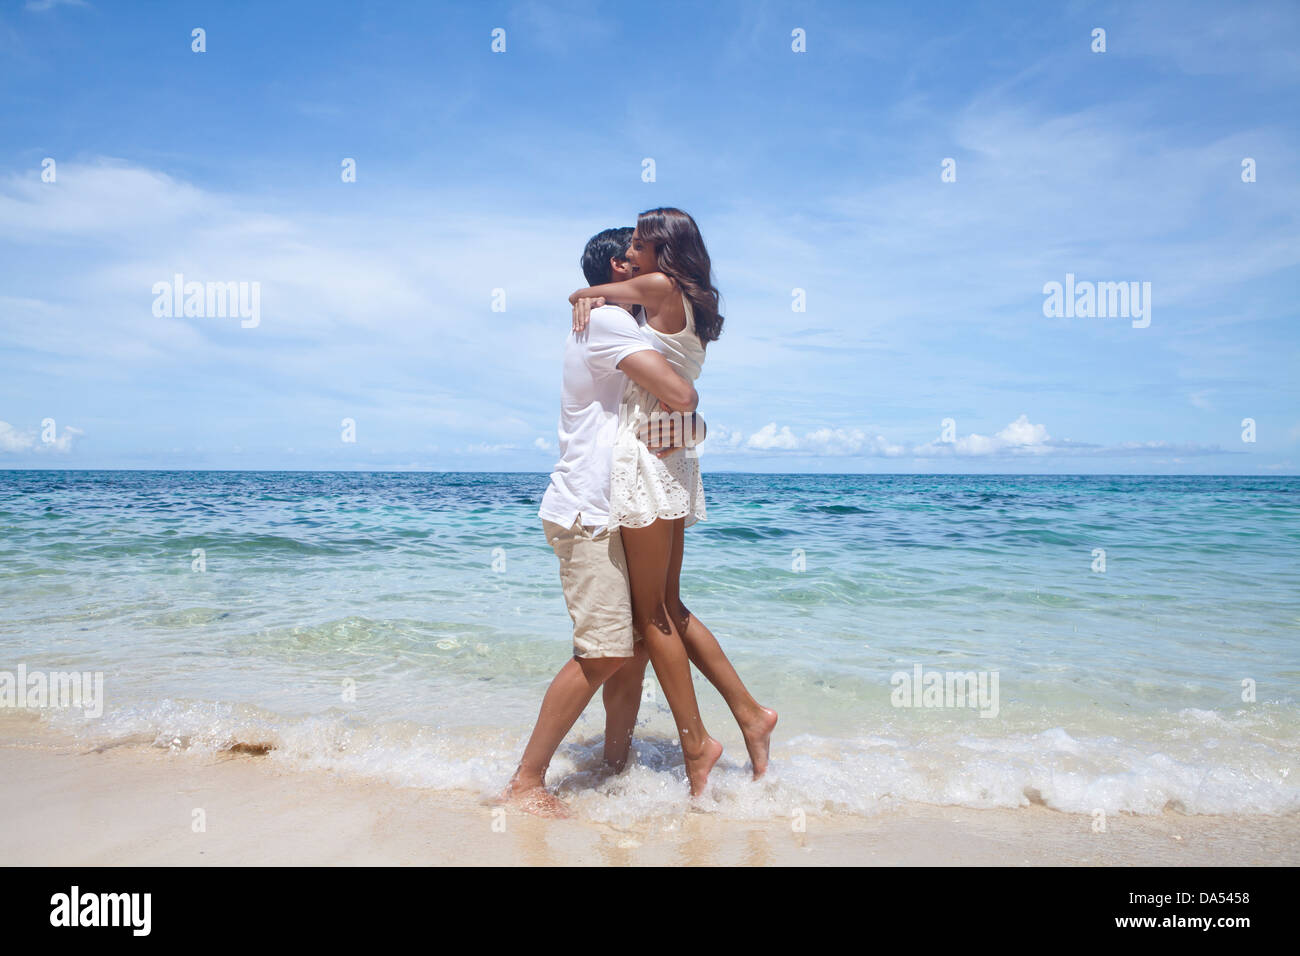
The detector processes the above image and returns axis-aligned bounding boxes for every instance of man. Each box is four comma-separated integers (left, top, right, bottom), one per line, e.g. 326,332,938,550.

504,226,702,817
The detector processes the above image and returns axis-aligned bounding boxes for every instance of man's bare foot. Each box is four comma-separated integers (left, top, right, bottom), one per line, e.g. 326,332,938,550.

603,753,629,774
741,706,778,778
603,740,633,774
683,736,724,796
501,780,571,818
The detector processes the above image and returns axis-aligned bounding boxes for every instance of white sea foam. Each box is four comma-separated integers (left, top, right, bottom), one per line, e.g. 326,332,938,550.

37,697,1300,822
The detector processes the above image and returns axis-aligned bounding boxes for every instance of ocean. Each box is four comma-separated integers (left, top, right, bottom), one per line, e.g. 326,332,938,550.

1,470,1296,826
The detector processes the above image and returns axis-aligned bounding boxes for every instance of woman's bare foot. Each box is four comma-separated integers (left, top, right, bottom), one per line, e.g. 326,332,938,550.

501,779,571,818
683,735,724,796
741,707,778,778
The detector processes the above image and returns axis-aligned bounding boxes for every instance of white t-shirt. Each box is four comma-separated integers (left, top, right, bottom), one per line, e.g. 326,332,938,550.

539,304,655,528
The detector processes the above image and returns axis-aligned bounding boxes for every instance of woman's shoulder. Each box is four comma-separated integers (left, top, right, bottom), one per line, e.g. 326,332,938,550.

634,271,677,296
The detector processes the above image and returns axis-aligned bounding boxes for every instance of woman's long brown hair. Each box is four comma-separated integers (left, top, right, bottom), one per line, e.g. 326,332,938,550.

635,207,723,344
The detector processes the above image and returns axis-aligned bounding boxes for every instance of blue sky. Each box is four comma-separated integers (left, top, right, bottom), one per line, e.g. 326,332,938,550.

1,0,1297,473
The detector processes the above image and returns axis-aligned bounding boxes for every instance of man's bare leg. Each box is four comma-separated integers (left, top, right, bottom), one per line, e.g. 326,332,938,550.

666,518,778,777
505,654,630,816
601,640,649,771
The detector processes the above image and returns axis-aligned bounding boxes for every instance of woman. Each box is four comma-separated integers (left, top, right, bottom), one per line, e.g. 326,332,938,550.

567,207,777,796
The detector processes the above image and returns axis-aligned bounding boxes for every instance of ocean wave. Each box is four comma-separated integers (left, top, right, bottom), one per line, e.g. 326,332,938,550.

32,698,1300,823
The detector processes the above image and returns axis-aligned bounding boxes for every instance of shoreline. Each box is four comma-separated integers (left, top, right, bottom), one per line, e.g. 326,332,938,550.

2,721,1296,866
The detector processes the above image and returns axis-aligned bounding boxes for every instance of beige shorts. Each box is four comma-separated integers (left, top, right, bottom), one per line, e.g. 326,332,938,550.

542,517,637,659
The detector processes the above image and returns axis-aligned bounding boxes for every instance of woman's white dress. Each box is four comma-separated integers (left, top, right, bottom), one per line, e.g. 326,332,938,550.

607,293,707,529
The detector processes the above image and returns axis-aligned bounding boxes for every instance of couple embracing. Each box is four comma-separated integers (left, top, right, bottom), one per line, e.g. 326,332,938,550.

505,208,777,816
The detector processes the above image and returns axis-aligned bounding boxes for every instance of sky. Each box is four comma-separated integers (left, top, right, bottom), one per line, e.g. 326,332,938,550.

1,0,1297,473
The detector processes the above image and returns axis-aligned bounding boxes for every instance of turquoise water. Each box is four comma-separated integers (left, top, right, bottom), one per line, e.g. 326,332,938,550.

1,471,1297,822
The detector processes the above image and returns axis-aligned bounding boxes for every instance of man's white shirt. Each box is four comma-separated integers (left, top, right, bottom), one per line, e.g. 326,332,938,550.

538,304,654,529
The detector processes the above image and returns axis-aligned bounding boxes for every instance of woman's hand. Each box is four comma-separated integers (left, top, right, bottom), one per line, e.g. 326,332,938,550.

571,296,605,334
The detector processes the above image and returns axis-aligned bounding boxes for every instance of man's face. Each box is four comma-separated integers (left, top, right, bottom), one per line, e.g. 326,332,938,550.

608,252,636,283
624,230,657,276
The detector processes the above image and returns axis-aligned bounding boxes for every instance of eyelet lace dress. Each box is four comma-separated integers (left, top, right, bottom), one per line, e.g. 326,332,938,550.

607,293,708,530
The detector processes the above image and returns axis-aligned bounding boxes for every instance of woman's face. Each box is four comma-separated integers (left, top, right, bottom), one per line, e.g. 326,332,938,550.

625,230,657,275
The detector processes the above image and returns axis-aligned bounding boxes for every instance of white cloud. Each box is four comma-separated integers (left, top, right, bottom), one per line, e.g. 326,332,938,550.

746,423,799,450
46,424,84,452
0,421,83,453
914,415,1053,457
708,425,745,449
25,0,88,11
804,427,906,457
1102,440,1230,457
0,421,35,452
724,415,1232,461
0,159,619,464
0,162,206,237
744,422,905,457
994,414,1050,447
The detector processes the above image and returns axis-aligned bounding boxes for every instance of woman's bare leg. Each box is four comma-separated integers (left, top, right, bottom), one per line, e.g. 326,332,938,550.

621,518,722,795
666,518,778,777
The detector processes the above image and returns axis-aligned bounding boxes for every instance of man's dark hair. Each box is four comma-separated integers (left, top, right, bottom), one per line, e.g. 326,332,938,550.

580,226,634,286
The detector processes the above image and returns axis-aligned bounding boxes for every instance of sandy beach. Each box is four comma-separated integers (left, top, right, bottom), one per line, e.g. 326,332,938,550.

2,718,1295,867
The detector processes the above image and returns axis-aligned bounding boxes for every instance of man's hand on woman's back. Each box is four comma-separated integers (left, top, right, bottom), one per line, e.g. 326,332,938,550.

639,401,706,459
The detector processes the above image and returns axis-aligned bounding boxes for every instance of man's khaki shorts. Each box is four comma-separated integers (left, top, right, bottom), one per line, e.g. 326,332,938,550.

541,517,637,659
